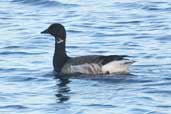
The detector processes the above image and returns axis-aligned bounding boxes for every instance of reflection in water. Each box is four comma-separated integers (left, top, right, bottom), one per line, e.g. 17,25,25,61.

55,76,71,103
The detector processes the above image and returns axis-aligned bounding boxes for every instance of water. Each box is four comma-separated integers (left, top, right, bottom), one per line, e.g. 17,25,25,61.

0,0,171,114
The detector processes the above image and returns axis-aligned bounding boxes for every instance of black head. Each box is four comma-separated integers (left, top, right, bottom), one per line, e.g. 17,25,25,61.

41,23,66,43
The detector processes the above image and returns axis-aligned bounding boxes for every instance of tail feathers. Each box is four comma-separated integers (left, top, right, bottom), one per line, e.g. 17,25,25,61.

123,60,136,65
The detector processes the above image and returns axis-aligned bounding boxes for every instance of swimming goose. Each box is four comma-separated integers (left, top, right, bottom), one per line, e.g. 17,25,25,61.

41,23,135,75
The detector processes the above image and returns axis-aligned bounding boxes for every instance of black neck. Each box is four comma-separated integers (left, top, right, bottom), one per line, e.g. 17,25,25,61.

53,39,68,72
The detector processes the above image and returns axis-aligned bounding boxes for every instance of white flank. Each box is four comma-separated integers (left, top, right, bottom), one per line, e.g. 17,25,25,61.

102,60,135,74
61,63,102,74
70,63,102,74
61,60,135,74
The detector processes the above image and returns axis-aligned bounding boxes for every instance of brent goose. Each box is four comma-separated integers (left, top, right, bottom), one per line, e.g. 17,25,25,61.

41,23,135,74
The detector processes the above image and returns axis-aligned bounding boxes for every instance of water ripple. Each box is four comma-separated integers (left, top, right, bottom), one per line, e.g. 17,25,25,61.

0,51,46,55
0,105,28,109
11,0,79,7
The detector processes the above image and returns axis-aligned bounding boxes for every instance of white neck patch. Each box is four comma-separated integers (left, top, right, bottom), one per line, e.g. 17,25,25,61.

56,38,64,44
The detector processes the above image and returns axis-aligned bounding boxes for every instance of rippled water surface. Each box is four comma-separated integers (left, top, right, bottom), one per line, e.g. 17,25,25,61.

0,0,171,114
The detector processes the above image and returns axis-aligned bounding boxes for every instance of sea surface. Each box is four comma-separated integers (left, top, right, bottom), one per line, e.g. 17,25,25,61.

0,0,171,114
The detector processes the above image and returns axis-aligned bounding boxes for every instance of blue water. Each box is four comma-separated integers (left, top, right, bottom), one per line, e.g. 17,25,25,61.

0,0,171,114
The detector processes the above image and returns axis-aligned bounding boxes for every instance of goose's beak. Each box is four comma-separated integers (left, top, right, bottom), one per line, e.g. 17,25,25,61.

41,29,49,34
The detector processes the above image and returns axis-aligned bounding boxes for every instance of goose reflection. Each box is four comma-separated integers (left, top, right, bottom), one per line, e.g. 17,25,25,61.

55,75,71,103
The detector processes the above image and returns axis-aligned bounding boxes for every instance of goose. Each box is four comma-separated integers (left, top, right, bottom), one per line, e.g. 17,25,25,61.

41,23,135,75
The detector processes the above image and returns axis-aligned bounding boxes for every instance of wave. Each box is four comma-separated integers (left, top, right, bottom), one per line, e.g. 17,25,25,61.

115,1,171,12
11,0,78,8
0,105,28,109
0,51,46,55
